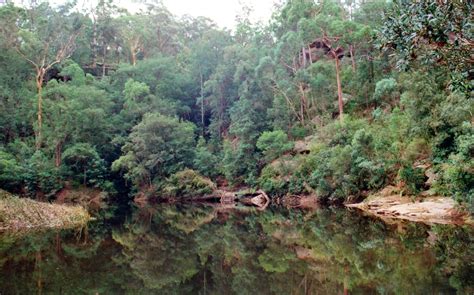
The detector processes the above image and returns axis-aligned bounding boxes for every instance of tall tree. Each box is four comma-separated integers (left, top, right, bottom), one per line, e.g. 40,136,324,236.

117,14,151,66
0,2,82,148
42,62,113,167
89,0,123,75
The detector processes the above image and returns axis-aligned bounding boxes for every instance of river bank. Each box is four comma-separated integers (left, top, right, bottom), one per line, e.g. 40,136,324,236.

0,190,90,231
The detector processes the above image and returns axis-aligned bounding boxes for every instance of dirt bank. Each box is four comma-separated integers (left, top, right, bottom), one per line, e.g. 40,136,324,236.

346,186,471,225
0,190,90,231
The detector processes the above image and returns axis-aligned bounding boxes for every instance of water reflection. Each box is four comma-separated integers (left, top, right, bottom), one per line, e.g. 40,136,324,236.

0,205,473,294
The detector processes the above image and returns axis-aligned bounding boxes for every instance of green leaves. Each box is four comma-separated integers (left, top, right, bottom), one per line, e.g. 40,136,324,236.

0,150,25,191
123,79,150,102
373,78,399,106
162,169,216,199
379,0,472,88
62,143,106,186
257,130,294,163
193,137,219,178
112,113,196,187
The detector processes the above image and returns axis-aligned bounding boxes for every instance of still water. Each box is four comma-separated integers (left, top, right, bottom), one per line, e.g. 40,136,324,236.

0,204,473,294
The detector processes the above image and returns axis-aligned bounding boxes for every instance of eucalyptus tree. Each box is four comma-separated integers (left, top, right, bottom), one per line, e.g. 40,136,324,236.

143,3,182,57
42,62,114,167
0,41,33,144
203,47,239,141
265,0,377,124
189,29,231,135
116,14,152,66
89,0,124,75
0,2,82,148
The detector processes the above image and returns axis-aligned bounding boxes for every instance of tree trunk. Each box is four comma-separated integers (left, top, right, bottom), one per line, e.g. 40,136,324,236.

203,270,207,295
343,265,349,295
102,46,107,77
56,232,62,256
302,46,306,67
55,141,62,167
349,44,356,72
91,16,97,70
219,84,225,139
367,53,374,109
298,83,306,126
131,46,137,66
335,57,344,122
35,70,45,149
200,72,205,137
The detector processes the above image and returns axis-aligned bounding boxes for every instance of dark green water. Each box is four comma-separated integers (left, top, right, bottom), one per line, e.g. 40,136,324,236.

0,205,473,294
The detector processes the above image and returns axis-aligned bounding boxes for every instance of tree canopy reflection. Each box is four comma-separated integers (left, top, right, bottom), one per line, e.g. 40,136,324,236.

0,205,472,294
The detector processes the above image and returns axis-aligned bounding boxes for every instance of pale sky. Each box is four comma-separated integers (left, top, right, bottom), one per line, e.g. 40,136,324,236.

160,0,279,29
15,0,281,29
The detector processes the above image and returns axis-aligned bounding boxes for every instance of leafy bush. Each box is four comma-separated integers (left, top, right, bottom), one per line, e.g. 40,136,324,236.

258,158,294,196
373,78,399,106
318,116,369,147
259,123,389,202
112,113,196,187
25,151,62,197
0,149,25,191
256,130,294,162
162,169,216,198
62,143,107,187
398,166,426,195
193,137,219,178
289,124,310,139
221,140,259,186
438,128,474,212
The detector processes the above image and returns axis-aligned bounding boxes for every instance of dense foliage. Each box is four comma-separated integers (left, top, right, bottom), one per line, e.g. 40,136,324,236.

0,0,472,211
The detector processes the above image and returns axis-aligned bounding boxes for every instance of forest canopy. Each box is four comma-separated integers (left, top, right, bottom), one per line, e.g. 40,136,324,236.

0,0,472,212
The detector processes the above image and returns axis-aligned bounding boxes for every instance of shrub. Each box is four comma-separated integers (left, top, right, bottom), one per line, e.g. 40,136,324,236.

258,164,289,196
62,143,107,187
193,137,219,178
373,78,399,106
438,129,474,212
162,169,216,199
221,140,258,186
112,113,196,187
256,130,294,162
0,149,25,192
24,151,62,197
398,166,426,195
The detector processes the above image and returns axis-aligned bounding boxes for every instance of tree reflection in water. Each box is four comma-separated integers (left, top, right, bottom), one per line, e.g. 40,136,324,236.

0,205,473,294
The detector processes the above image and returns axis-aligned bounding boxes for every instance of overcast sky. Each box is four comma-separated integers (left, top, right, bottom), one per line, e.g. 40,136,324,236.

160,0,280,29
16,0,281,29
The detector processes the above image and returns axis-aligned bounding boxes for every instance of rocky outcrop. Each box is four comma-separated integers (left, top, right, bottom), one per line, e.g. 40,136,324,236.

346,186,470,225
239,190,270,210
